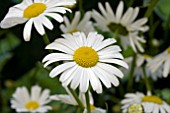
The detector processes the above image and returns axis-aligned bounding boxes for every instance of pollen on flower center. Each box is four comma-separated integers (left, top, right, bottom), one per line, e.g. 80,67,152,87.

90,105,96,110
142,96,163,104
107,23,128,36
167,46,170,54
142,54,152,58
128,104,144,113
70,29,78,34
25,101,40,110
73,47,99,68
24,3,46,18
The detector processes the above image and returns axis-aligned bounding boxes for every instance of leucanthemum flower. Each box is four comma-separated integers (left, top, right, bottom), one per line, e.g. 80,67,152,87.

50,87,106,113
124,54,162,82
60,11,94,34
42,32,128,93
121,92,170,113
11,85,52,113
0,0,76,41
148,46,170,78
92,1,149,52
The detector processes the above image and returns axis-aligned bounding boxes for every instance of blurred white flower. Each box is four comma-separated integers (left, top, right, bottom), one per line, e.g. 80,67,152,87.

50,87,106,113
121,92,170,113
42,32,128,93
60,11,94,35
92,1,149,52
124,54,162,81
148,46,170,78
0,0,76,41
11,85,52,113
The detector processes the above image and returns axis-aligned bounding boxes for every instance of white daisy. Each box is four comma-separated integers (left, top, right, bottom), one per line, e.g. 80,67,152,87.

60,11,94,34
92,1,149,52
0,0,76,41
42,32,128,93
121,92,170,113
50,87,106,113
148,46,170,78
124,54,162,82
11,85,52,113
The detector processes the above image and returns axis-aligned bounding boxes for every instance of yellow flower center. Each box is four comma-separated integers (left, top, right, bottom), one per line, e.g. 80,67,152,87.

142,96,163,104
142,54,152,58
24,3,46,18
70,29,78,34
25,101,40,110
128,104,144,113
90,105,96,110
73,47,99,68
167,46,170,54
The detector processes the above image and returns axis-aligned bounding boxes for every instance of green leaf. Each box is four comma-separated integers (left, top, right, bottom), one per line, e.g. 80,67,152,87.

154,0,170,21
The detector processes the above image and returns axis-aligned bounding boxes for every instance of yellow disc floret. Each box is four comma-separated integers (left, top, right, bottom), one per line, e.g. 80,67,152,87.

25,101,40,110
142,54,152,58
73,47,99,68
90,105,96,110
167,46,170,54
142,96,163,104
24,3,46,18
128,104,144,113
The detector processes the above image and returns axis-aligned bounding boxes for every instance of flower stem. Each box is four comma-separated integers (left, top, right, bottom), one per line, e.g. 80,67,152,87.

43,34,50,45
85,91,91,113
142,66,151,93
77,0,84,15
68,87,84,111
127,53,137,92
144,0,159,18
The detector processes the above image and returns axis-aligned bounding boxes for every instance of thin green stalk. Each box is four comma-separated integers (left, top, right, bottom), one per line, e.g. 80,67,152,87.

85,91,91,113
144,0,159,18
127,53,137,92
68,87,84,111
142,66,151,92
43,34,50,45
77,0,84,16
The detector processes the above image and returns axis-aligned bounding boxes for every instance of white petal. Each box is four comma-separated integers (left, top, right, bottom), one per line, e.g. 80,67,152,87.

49,62,76,78
80,69,90,92
99,59,129,69
163,58,170,77
97,63,124,78
23,19,33,41
45,13,63,23
40,16,53,30
92,66,111,88
39,89,50,105
115,1,124,23
34,18,45,35
31,85,41,101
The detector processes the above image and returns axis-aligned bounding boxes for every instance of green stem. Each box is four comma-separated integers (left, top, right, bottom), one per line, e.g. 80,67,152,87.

142,66,151,92
127,54,137,92
77,0,84,16
43,34,50,45
68,87,84,111
85,91,91,113
144,0,159,18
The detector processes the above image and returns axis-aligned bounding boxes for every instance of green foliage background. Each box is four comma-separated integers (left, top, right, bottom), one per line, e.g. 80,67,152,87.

0,0,170,113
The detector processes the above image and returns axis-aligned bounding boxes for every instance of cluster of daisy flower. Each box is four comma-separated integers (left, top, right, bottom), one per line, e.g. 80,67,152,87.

0,0,170,113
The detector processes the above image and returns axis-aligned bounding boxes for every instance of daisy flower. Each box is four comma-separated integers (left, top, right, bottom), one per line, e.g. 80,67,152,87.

148,46,170,78
42,32,128,93
92,1,149,52
121,92,170,113
0,0,76,41
124,54,162,82
50,87,106,113
11,85,52,113
60,11,94,34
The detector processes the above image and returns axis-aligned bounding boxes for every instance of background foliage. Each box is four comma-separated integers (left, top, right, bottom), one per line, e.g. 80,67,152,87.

0,0,170,113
